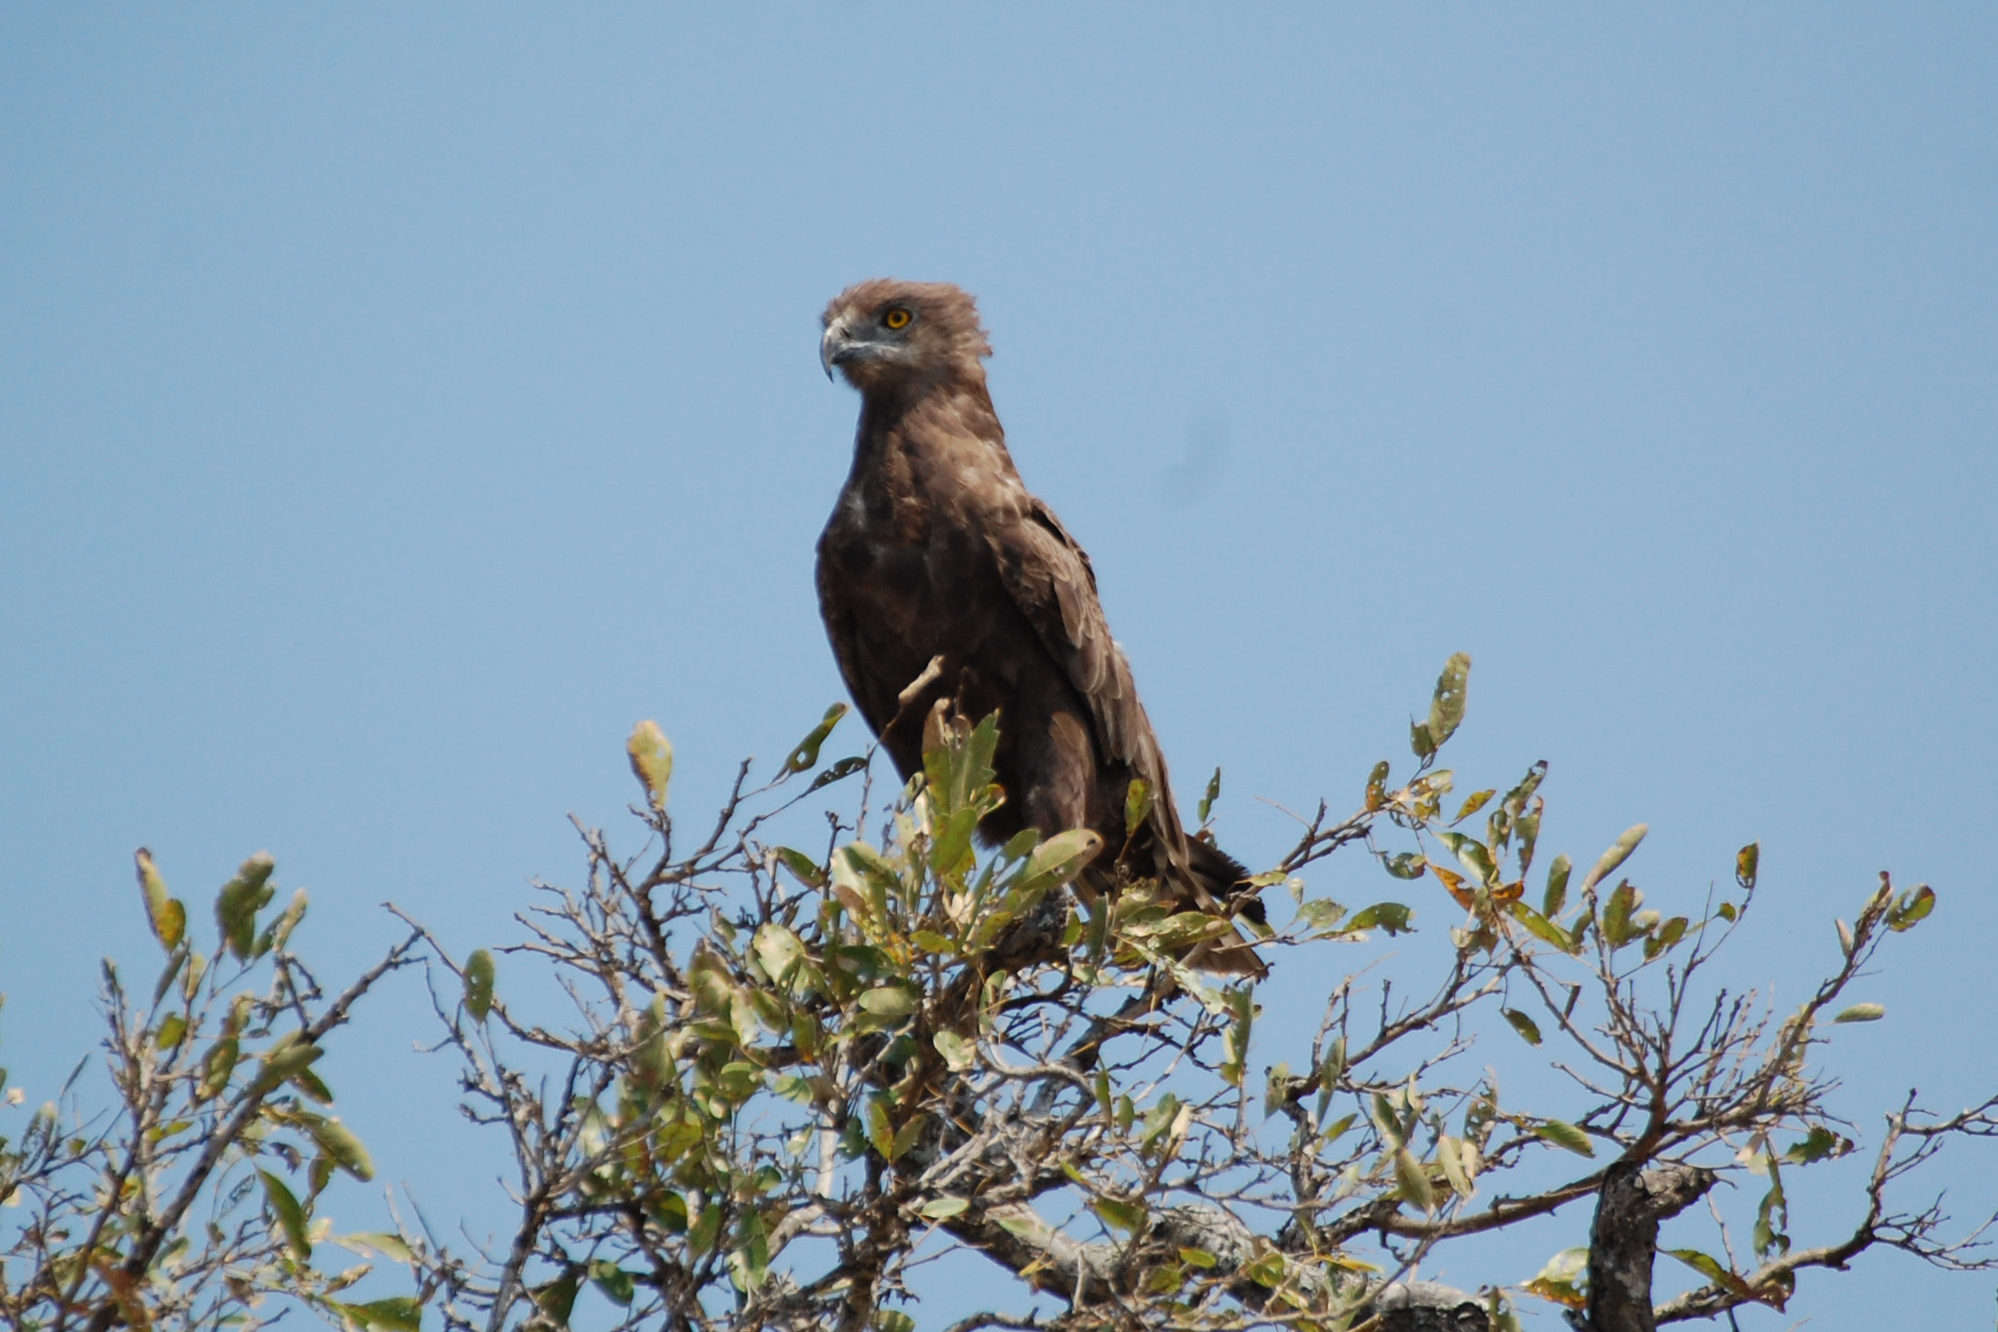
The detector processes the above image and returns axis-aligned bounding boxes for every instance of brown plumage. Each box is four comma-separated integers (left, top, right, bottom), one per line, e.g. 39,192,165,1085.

815,279,1265,975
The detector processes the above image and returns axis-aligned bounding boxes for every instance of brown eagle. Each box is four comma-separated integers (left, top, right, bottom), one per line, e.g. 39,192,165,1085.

816,279,1266,975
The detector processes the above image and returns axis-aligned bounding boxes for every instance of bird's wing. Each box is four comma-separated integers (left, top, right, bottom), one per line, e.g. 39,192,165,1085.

982,497,1169,796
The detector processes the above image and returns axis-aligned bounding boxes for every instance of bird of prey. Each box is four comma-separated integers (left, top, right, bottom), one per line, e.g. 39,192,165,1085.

816,279,1265,975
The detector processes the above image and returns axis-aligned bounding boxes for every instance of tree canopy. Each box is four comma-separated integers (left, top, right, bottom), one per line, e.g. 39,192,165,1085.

3,657,1991,1332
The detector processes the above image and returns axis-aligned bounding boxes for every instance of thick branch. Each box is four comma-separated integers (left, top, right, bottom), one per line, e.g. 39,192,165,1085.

1579,1160,1715,1332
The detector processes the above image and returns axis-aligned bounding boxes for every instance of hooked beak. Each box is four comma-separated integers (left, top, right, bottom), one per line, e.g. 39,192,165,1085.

819,317,849,382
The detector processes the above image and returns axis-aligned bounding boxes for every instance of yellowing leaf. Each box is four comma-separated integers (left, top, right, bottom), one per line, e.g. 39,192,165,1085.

1428,860,1474,910
135,848,185,950
626,720,674,811
1581,824,1647,896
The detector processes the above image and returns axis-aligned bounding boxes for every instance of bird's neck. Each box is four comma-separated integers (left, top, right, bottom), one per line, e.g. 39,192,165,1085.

852,375,1007,467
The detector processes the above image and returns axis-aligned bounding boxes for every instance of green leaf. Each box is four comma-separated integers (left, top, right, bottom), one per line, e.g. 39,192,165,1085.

1782,1126,1854,1163
1197,767,1222,825
1349,901,1414,935
197,1036,239,1102
738,1210,773,1293
215,852,276,960
1833,1002,1885,1023
1139,1093,1182,1153
920,1195,970,1220
1580,824,1647,895
1371,1092,1404,1149
1316,1035,1347,1124
1409,719,1436,761
1263,1062,1292,1119
135,848,185,951
1124,778,1152,839
260,1169,311,1259
1425,653,1472,751
1514,802,1543,875
253,1038,325,1093
1219,986,1253,1088
889,1113,928,1163
1665,1247,1733,1284
311,1116,376,1181
1021,828,1104,890
1502,1008,1543,1046
1542,853,1572,917
875,1312,917,1332
589,1259,636,1306
339,1297,422,1332
1735,842,1760,891
341,1232,415,1264
463,949,495,1022
1506,900,1580,955
1293,898,1347,934
1602,880,1643,947
864,1097,895,1160
1438,1133,1476,1199
155,1014,187,1050
688,1201,723,1255
531,1268,581,1323
775,846,825,888
808,754,870,792
1381,850,1427,880
630,994,674,1090
1753,1165,1790,1259
1439,831,1498,888
783,703,850,774
260,887,308,955
857,984,918,1021
1642,914,1688,960
836,842,904,923
626,720,674,811
1394,1146,1435,1212
1091,1195,1148,1237
1534,1118,1595,1157
1243,1250,1289,1287
1497,759,1548,821
753,924,806,986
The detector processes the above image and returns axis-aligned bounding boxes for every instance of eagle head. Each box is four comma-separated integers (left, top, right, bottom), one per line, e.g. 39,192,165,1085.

820,279,993,393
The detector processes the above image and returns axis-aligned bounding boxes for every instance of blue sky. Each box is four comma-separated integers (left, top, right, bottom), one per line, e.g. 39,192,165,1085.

3,7,1993,1327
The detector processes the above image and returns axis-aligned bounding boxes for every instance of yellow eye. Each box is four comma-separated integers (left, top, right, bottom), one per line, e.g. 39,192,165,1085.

883,307,912,330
